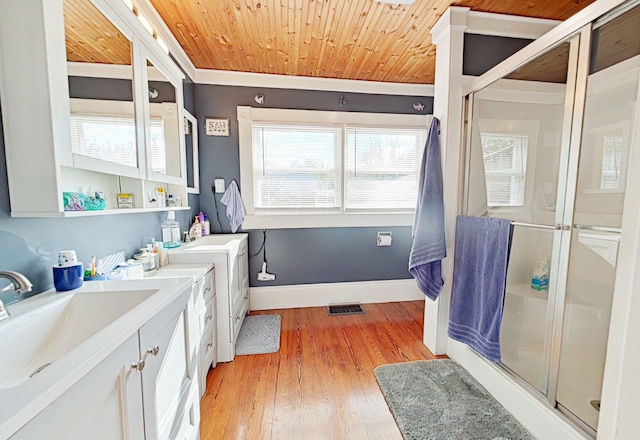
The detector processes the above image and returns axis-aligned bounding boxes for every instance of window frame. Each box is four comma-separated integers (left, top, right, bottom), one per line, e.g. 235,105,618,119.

480,131,529,207
237,106,431,229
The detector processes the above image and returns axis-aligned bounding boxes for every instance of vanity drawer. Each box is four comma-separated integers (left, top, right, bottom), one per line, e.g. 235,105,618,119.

200,296,214,334
202,269,215,303
229,294,249,344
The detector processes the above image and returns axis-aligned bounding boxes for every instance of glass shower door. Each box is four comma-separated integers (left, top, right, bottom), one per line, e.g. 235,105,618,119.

555,3,640,430
465,38,579,394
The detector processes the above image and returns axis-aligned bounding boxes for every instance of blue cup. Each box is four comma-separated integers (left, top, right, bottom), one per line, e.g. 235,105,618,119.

53,263,84,291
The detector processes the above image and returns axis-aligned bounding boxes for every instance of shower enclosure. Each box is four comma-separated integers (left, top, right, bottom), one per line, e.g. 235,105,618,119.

463,1,640,435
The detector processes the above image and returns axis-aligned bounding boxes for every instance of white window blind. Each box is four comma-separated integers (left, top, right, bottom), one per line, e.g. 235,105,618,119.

600,135,623,189
150,118,166,174
251,123,342,211
345,127,426,211
70,114,138,167
481,133,528,206
70,114,166,173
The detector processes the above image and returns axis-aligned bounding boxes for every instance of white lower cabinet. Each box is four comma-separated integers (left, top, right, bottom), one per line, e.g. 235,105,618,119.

169,234,250,363
10,333,145,440
10,288,196,440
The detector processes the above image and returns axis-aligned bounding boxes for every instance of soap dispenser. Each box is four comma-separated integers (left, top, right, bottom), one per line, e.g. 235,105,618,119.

531,255,550,291
161,211,181,248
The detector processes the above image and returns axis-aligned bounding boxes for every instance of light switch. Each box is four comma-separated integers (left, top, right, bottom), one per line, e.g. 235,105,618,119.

214,178,226,193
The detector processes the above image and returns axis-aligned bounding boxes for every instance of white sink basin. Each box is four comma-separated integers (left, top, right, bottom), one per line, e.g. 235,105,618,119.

180,233,246,250
0,289,156,389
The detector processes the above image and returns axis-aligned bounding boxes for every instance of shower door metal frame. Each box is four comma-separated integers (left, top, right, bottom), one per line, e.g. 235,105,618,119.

460,23,597,437
459,0,640,437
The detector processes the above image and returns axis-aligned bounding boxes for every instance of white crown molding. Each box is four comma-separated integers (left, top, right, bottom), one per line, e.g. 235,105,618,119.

431,7,559,46
477,78,566,105
195,68,435,96
67,61,133,80
466,11,560,40
135,0,197,80
430,6,470,46
249,279,425,311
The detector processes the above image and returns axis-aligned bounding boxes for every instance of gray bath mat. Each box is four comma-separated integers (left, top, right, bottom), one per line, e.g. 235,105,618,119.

235,314,281,355
374,359,534,440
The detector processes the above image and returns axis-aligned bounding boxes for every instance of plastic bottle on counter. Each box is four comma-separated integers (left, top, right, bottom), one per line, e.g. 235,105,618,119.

161,211,181,248
203,215,210,236
189,216,203,239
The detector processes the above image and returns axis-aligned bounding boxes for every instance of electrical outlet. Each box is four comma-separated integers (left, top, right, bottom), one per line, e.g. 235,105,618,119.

214,178,225,193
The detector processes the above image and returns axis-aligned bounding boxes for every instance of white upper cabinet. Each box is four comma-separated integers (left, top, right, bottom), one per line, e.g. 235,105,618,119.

0,0,187,217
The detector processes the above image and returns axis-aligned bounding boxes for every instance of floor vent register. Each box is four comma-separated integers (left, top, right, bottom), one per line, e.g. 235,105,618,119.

327,304,366,316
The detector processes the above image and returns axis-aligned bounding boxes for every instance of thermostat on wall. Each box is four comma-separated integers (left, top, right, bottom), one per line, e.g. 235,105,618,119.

205,118,230,136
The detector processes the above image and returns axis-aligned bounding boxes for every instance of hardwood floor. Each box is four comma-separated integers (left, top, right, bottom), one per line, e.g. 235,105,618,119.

200,300,444,440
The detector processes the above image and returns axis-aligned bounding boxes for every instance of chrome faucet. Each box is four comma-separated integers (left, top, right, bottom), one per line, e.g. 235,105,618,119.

0,271,33,321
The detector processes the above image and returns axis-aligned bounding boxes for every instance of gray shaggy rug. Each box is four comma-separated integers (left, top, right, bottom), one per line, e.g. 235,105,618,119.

374,359,534,440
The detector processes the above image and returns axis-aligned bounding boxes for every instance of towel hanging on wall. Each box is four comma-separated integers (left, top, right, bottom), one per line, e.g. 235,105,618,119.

220,180,246,233
409,116,446,301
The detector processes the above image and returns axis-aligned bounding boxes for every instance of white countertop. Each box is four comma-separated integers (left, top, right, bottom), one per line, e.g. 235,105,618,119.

155,263,213,281
0,277,193,439
168,233,248,255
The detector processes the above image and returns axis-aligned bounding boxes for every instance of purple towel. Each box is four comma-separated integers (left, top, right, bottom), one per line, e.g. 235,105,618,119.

448,215,512,363
409,117,446,300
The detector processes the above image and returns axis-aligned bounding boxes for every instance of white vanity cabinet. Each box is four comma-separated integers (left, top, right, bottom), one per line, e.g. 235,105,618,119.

155,264,217,397
9,287,197,440
9,333,145,440
169,234,250,363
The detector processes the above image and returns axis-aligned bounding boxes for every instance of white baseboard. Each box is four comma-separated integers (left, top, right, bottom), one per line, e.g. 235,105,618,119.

249,279,425,311
447,340,590,440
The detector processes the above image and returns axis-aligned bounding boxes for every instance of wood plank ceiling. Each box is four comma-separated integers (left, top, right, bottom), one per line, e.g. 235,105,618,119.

148,0,597,84
64,0,599,84
64,0,131,65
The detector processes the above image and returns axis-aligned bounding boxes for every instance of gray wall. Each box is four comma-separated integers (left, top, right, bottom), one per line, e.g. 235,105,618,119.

463,34,533,77
194,84,433,287
0,100,192,304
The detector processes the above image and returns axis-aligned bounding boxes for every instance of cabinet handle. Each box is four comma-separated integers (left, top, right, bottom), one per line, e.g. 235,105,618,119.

205,314,212,323
207,342,213,349
130,360,145,372
118,367,132,439
131,345,160,372
204,286,211,293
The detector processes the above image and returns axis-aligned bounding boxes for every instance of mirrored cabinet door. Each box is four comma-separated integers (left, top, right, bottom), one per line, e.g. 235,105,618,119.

64,0,143,178
144,55,186,185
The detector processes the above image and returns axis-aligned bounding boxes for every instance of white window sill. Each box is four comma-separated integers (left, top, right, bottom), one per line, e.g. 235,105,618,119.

242,212,415,229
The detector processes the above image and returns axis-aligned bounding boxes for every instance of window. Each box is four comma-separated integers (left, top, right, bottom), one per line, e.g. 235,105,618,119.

239,107,429,228
252,123,342,211
600,135,624,190
480,133,528,207
70,114,138,167
70,114,166,173
345,127,424,211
